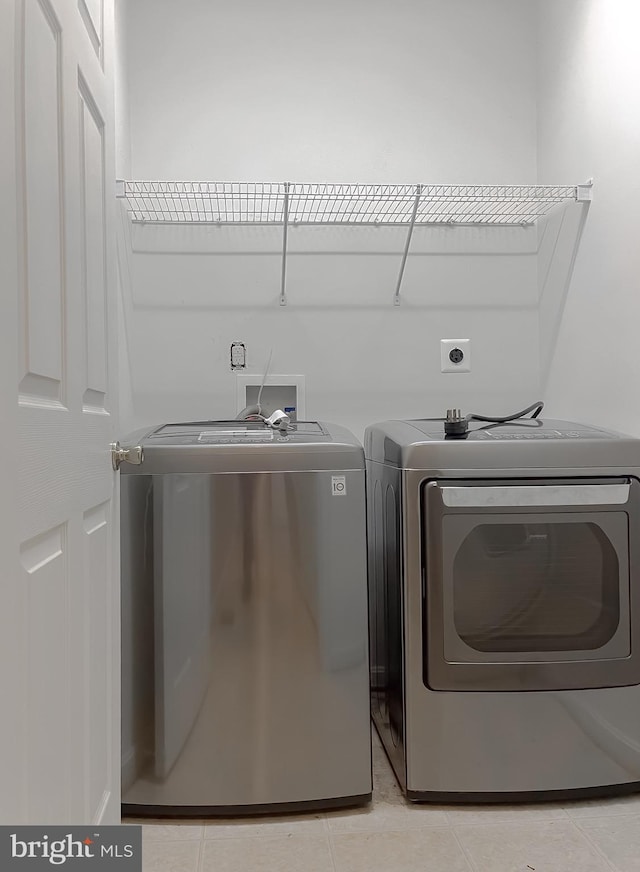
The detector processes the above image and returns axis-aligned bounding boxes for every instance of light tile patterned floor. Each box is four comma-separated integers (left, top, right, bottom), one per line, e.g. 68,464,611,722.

125,729,640,872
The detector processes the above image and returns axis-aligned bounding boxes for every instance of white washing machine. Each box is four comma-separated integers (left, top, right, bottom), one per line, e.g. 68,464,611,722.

365,416,640,801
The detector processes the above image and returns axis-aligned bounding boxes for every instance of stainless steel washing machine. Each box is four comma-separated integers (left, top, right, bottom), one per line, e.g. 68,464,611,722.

365,416,640,801
120,419,371,815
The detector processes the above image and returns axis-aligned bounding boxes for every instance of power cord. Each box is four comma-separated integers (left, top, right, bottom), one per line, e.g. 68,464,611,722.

443,401,544,437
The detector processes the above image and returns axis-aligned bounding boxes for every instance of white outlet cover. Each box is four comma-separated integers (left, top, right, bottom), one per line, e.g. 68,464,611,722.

441,339,471,373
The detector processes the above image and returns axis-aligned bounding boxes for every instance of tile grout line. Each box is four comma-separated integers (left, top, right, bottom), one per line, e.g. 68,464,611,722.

566,808,640,823
449,825,482,872
325,818,340,872
196,835,205,872
567,817,624,872
443,807,572,828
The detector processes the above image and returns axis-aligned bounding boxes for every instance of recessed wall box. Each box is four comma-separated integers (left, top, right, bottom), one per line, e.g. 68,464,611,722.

236,374,306,420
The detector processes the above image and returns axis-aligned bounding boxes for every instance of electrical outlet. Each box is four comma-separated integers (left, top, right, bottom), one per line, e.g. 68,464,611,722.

230,342,246,370
441,339,471,373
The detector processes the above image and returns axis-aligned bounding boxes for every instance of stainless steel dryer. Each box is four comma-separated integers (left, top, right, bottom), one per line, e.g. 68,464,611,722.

120,420,371,815
365,417,640,801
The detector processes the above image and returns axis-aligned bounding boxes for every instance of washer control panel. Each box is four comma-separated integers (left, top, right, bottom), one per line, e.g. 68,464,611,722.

198,429,274,443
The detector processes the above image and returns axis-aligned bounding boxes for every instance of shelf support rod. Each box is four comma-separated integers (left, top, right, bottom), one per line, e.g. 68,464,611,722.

280,182,290,306
394,183,422,306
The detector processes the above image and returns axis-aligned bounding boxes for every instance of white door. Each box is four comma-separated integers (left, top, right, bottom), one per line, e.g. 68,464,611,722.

0,0,120,824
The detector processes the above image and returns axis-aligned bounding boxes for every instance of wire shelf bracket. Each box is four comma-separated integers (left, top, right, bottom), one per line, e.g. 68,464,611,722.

394,183,422,307
280,182,290,306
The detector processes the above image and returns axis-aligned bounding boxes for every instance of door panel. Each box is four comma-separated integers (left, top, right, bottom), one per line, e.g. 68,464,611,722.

19,0,64,406
79,76,108,412
84,503,111,820
21,525,69,821
1,0,119,824
78,0,103,62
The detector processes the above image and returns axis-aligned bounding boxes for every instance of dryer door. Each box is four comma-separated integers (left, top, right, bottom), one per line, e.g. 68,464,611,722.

423,477,640,691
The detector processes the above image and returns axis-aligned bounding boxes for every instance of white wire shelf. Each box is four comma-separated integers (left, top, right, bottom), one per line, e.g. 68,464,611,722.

116,179,592,305
117,180,589,226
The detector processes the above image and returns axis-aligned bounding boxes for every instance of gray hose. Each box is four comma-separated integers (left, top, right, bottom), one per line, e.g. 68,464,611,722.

235,404,263,421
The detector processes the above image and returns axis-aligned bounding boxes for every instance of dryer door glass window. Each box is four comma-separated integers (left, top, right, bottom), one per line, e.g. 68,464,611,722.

423,477,640,692
452,521,620,653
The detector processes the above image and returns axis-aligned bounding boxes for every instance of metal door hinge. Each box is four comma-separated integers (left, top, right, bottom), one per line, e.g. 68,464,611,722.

111,441,144,471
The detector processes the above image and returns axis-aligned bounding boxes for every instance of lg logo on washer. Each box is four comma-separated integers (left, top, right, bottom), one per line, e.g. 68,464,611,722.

332,475,347,496
3,827,141,870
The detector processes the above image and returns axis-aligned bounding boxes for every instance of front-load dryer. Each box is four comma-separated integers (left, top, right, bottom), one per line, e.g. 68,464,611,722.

365,417,640,801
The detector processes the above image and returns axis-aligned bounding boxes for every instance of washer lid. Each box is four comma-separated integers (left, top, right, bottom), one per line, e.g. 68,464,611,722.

119,420,364,474
148,420,328,444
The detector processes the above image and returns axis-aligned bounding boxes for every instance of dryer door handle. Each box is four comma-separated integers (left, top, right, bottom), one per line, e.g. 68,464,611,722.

440,483,630,508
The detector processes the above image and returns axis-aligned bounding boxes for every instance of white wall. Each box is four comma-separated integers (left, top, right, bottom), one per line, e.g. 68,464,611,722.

537,0,640,435
126,0,536,184
119,0,543,437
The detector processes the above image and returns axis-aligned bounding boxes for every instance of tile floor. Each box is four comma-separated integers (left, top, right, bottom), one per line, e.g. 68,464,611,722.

125,729,640,872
